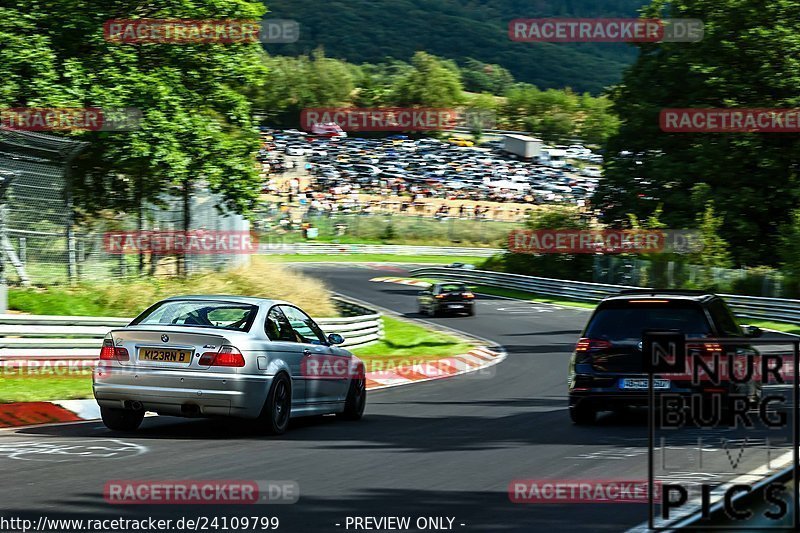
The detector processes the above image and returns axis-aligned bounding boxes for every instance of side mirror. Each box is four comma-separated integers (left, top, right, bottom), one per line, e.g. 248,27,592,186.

742,325,763,338
327,333,345,345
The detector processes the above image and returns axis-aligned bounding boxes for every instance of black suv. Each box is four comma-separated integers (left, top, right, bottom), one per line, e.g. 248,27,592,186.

568,290,763,425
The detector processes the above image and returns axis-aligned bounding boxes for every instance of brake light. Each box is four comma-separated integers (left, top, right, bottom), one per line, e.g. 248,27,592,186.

100,339,114,360
435,294,445,299
687,342,723,353
463,292,475,299
99,339,129,361
199,346,245,367
575,338,612,352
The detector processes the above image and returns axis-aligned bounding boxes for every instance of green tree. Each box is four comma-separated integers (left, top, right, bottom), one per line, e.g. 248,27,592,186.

0,0,269,275
692,202,733,269
778,209,800,294
595,0,800,266
390,52,464,108
500,206,594,280
460,58,515,95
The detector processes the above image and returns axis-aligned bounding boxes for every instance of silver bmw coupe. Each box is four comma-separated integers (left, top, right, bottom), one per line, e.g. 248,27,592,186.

93,295,367,434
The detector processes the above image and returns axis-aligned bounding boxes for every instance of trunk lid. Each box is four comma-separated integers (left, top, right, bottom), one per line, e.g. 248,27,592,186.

108,326,232,371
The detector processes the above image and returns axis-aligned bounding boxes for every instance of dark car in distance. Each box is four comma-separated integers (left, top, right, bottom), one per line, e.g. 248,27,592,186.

418,282,476,317
568,290,763,425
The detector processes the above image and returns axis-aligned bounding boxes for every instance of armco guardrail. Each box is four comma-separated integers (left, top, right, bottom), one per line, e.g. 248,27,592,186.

0,300,383,362
410,267,800,323
258,243,502,257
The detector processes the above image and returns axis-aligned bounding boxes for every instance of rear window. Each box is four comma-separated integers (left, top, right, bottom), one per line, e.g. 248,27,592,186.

439,283,468,293
585,303,711,343
131,300,258,331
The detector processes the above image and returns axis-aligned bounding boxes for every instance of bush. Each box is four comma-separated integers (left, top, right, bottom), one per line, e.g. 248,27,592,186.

730,266,782,297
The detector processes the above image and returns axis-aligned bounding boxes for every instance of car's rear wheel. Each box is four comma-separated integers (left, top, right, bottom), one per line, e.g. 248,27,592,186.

569,400,596,425
338,377,366,421
466,307,475,316
258,373,291,435
100,406,144,431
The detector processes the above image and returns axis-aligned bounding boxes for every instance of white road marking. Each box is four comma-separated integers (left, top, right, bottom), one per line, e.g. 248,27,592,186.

0,439,147,462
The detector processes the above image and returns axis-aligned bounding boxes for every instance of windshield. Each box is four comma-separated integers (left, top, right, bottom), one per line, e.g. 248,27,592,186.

585,304,711,342
131,300,258,331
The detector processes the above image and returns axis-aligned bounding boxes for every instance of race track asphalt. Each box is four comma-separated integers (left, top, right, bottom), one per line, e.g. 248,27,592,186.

0,263,793,532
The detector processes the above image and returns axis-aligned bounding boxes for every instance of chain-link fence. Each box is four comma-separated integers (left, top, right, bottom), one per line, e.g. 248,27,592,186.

0,128,251,287
593,255,784,297
75,190,252,283
251,207,520,248
0,127,87,288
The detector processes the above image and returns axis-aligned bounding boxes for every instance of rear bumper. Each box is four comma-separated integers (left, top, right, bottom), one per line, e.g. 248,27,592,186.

568,372,743,407
436,301,474,311
93,366,272,419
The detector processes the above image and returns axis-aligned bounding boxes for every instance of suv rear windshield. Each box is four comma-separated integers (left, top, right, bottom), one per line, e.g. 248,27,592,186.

585,303,711,343
439,283,468,293
131,300,258,331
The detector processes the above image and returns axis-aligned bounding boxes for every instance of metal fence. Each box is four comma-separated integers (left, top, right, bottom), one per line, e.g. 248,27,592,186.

0,127,254,286
0,128,88,290
0,297,384,363
259,242,502,257
255,211,523,245
592,255,784,297
73,191,252,282
410,266,800,324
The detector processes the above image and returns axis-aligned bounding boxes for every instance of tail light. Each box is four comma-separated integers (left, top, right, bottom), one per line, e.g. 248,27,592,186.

199,346,245,367
463,292,475,299
435,294,445,299
575,338,612,352
687,342,722,352
99,338,129,361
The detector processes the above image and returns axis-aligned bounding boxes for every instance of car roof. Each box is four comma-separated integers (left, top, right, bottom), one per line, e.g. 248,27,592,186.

162,295,287,306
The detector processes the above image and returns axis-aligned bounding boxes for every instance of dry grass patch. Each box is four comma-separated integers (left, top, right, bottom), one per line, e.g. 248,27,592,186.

10,262,338,318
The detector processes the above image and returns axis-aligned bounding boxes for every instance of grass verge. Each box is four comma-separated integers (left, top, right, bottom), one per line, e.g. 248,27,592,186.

0,375,93,403
741,319,800,337
352,316,476,368
257,254,488,265
0,317,478,403
9,262,338,318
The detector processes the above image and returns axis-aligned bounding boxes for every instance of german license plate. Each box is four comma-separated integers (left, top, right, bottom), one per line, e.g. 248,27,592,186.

449,304,464,308
139,348,192,364
620,378,670,390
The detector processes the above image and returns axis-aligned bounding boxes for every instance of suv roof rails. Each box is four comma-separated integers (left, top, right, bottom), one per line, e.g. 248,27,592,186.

615,289,712,296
